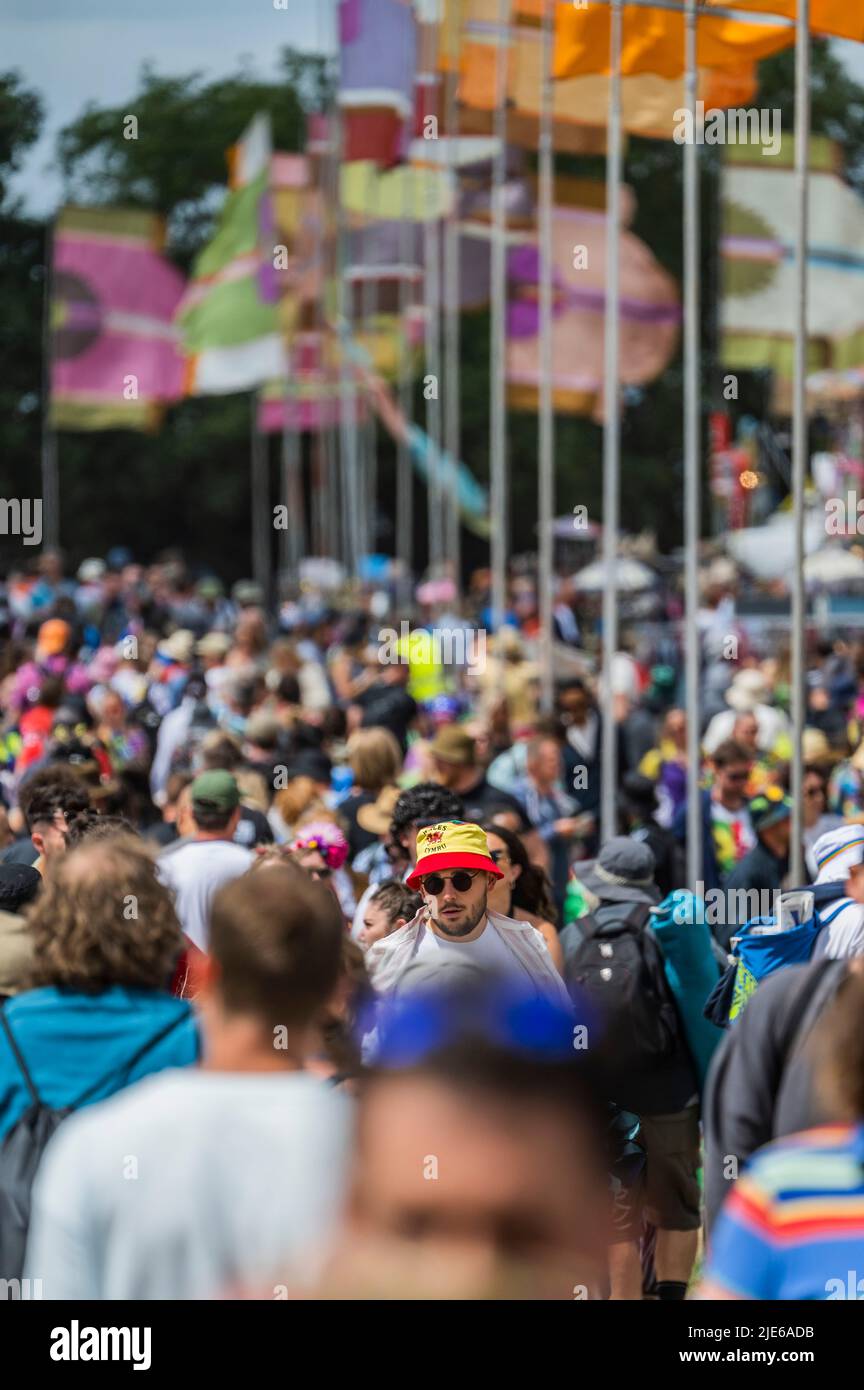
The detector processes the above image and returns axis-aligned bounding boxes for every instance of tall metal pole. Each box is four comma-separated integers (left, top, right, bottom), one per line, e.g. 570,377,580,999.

41,222,60,549
538,0,555,712
490,0,511,633
600,0,623,844
424,196,444,575
250,398,271,606
396,177,415,594
443,44,463,597
280,347,305,582
683,0,702,894
791,0,810,886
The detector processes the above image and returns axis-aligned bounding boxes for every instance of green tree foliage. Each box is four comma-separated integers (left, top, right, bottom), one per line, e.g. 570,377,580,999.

3,41,864,579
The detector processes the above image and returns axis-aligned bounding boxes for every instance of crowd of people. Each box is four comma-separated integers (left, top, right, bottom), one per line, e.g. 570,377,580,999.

1,545,864,1299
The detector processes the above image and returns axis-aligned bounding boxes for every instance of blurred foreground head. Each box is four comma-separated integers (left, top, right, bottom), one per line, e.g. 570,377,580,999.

326,978,610,1299
196,862,345,1062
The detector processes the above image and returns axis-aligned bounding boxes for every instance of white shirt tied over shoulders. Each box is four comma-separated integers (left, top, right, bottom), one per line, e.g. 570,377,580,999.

366,906,572,1009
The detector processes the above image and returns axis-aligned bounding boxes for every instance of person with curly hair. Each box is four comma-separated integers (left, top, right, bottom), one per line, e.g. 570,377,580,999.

25,862,351,1299
0,835,199,1143
5,765,92,874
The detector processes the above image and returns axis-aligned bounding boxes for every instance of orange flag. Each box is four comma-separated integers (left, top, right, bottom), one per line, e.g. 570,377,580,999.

702,0,864,44
554,4,793,81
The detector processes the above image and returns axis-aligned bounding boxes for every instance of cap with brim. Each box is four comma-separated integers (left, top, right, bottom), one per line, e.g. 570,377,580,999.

748,789,792,835
191,769,239,814
407,820,504,890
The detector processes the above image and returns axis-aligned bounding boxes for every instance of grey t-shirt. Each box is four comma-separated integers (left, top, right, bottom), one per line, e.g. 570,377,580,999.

25,1069,353,1299
157,838,253,951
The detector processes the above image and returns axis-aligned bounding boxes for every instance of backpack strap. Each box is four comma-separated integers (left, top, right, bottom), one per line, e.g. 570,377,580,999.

818,898,854,929
72,1009,190,1109
588,902,652,937
0,1009,41,1108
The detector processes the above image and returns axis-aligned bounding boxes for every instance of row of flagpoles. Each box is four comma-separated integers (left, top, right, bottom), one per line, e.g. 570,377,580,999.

39,0,864,891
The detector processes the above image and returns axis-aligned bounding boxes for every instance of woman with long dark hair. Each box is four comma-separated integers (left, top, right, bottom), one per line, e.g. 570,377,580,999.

482,823,564,973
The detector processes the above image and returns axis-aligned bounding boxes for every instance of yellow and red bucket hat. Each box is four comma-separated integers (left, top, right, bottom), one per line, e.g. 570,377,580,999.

407,821,505,890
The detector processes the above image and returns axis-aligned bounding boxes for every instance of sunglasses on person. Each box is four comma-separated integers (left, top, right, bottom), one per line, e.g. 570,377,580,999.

420,869,480,895
307,866,332,882
488,848,510,866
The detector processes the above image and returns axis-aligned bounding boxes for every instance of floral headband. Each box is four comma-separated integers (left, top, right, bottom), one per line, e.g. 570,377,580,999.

292,822,349,871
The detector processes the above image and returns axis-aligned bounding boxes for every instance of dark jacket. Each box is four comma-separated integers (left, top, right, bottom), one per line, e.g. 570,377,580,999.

672,790,722,893
703,958,849,1231
628,821,686,901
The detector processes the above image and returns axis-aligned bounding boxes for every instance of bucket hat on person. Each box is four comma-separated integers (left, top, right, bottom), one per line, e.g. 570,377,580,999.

156,629,195,665
813,824,864,884
576,836,660,906
428,726,476,768
406,820,504,890
196,631,231,660
357,784,402,838
191,769,240,816
725,668,771,712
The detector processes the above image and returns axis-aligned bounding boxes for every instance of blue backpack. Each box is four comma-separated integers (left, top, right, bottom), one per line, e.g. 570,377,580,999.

704,884,853,1027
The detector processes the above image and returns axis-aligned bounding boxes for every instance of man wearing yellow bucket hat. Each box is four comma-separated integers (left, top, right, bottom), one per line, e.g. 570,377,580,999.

366,821,571,1005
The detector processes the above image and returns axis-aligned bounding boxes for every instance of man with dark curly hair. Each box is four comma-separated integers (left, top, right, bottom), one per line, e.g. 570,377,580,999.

4,766,91,874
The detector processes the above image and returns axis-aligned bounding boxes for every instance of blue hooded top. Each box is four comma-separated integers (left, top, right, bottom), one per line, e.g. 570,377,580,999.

0,986,199,1141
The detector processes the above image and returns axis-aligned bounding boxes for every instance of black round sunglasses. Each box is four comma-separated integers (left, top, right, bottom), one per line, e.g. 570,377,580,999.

421,869,479,895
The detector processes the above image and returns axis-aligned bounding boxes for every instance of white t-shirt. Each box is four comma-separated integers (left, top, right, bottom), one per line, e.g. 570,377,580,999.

25,1070,352,1300
412,917,535,987
157,838,253,951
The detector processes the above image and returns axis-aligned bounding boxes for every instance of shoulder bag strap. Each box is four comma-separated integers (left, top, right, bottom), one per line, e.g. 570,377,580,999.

0,1009,41,1108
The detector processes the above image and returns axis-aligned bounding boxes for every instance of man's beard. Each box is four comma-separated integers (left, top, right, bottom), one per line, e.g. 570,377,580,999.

430,890,488,938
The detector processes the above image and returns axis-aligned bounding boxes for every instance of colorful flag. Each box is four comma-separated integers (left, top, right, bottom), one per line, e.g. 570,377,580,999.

721,135,864,413
553,5,793,82
448,0,764,146
257,333,362,434
50,207,185,431
506,194,681,419
703,0,864,44
339,0,418,166
176,114,284,395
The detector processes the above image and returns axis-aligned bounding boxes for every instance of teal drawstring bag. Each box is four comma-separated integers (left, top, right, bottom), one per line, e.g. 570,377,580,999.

651,891,723,1092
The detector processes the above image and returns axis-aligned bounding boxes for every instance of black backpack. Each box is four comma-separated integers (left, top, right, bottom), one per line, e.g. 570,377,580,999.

0,1009,187,1288
562,902,681,1074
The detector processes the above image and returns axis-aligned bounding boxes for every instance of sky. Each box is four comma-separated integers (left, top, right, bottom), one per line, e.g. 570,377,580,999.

5,0,864,217
3,0,330,215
